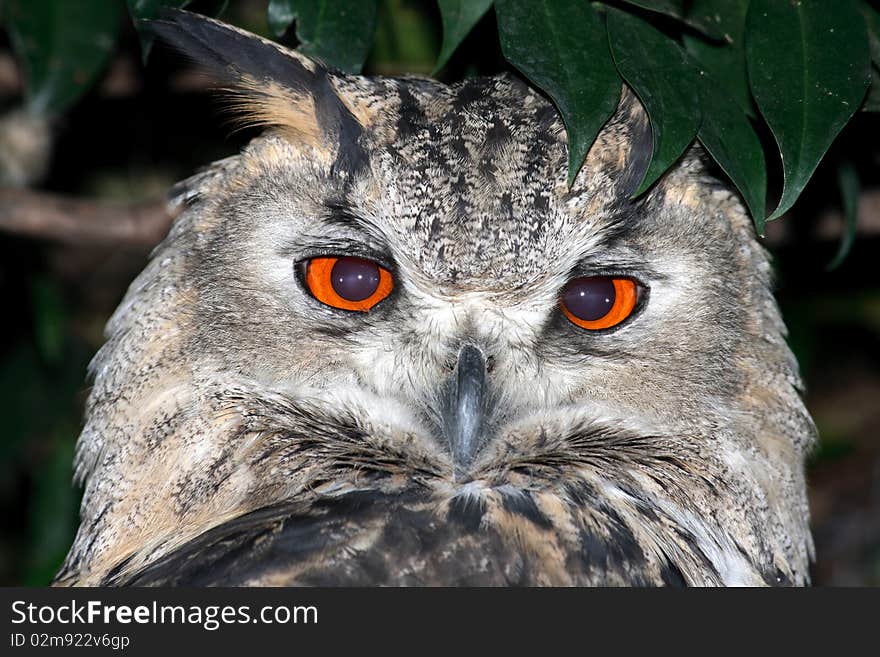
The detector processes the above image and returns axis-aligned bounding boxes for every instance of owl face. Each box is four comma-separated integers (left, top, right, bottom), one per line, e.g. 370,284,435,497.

59,12,815,586
192,79,747,484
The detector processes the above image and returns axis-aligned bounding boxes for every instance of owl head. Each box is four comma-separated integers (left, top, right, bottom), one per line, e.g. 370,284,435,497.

58,11,815,586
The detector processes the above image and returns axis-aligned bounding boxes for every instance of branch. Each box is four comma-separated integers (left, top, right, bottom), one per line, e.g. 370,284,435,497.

0,187,175,247
1,184,878,251
0,51,217,98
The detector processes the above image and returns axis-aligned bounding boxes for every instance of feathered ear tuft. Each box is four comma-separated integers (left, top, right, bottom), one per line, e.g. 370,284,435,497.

147,9,369,171
147,8,319,93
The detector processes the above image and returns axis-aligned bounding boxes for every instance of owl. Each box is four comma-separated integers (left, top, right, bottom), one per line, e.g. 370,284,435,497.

56,10,816,586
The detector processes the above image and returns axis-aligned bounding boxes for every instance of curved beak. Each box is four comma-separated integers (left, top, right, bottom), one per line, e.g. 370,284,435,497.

441,344,489,480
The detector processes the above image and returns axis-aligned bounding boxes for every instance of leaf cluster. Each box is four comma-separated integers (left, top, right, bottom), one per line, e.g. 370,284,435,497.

2,0,877,243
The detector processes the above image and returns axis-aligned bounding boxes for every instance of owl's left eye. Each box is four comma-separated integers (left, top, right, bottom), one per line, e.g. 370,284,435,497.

560,275,640,330
303,256,393,312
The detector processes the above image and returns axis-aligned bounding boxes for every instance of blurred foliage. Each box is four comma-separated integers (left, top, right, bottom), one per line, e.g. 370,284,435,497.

828,160,860,271
0,0,878,585
0,268,89,584
3,0,123,116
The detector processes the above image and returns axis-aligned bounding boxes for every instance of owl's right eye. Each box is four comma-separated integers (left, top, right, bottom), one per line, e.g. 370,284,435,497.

303,256,393,312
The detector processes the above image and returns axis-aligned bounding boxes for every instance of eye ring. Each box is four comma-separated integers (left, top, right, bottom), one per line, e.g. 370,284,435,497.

560,276,640,330
304,256,393,312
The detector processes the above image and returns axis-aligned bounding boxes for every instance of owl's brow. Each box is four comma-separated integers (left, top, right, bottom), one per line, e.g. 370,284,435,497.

320,200,389,248
592,200,647,251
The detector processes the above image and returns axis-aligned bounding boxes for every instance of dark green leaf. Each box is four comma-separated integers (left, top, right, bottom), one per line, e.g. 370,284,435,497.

5,0,123,117
127,1,191,62
433,0,493,74
495,0,620,186
271,0,380,73
615,0,724,39
695,70,767,233
607,6,701,196
746,0,871,220
683,0,753,115
827,160,859,270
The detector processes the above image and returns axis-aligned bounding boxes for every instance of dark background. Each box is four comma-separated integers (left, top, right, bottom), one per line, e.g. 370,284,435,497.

0,0,878,586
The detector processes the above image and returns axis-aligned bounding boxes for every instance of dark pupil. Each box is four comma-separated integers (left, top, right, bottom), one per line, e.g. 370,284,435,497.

564,276,615,321
330,257,381,301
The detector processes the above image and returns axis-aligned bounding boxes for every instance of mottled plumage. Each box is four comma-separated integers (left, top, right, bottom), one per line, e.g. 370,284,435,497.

57,10,815,587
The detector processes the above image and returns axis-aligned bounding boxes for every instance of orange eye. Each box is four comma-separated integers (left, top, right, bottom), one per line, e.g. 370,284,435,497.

560,276,639,330
304,256,393,312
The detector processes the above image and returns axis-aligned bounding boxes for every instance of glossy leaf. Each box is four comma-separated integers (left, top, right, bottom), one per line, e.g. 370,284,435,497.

495,0,620,186
5,0,122,117
615,0,724,39
695,69,767,233
683,0,753,115
607,6,701,196
266,0,380,73
433,0,493,73
746,0,871,220
827,160,859,270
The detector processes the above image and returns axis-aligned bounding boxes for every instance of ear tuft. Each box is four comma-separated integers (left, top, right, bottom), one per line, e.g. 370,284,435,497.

613,88,653,199
146,9,367,162
147,8,319,94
